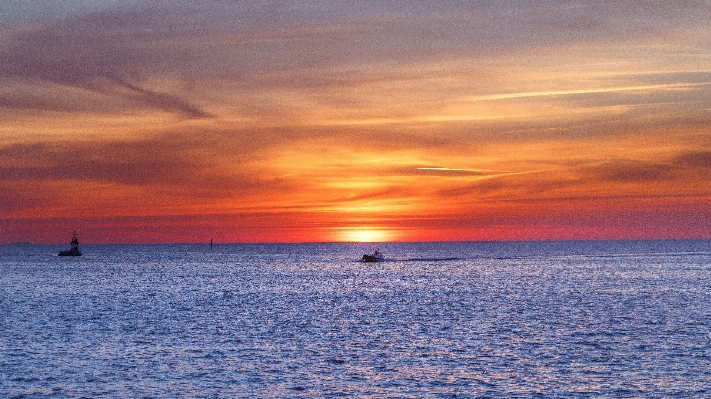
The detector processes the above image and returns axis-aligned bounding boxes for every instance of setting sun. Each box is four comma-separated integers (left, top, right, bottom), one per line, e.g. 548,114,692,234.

337,228,394,243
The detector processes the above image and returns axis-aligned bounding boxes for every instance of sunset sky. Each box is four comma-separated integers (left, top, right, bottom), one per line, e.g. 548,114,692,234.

2,1,710,243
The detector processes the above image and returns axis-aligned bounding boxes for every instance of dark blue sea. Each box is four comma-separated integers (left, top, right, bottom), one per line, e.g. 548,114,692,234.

1,240,710,398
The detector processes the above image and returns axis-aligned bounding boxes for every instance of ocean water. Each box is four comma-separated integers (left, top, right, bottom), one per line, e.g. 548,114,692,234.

1,240,710,398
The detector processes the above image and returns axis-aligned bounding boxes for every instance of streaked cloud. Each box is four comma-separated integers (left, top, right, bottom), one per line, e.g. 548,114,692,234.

0,8,209,118
464,82,710,102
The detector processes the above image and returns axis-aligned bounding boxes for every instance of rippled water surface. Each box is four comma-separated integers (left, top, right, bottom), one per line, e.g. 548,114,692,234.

2,240,710,398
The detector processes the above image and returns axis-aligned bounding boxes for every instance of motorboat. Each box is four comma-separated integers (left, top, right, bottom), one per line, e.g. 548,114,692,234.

361,249,384,262
58,231,82,256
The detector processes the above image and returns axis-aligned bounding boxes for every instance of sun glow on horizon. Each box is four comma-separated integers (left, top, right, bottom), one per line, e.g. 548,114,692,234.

336,227,394,243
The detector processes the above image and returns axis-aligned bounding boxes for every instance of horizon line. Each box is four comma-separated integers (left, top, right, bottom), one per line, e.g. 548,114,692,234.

7,237,710,246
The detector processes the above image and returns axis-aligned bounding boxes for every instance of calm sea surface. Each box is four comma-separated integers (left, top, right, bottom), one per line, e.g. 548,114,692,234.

1,240,710,398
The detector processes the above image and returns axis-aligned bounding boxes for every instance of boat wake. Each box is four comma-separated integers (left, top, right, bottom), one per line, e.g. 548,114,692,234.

354,257,463,262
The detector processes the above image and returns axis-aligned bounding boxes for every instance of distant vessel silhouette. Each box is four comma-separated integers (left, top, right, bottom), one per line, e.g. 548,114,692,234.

361,249,384,262
58,231,82,256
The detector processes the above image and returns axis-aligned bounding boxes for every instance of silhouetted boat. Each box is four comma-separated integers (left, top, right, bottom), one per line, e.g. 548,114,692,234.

361,249,384,262
58,231,82,256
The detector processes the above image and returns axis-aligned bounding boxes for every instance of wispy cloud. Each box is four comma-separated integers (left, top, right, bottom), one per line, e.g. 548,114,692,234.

464,82,710,102
0,9,209,118
415,167,512,177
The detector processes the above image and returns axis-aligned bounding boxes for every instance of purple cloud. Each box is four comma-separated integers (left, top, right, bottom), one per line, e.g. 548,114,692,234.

0,9,209,118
